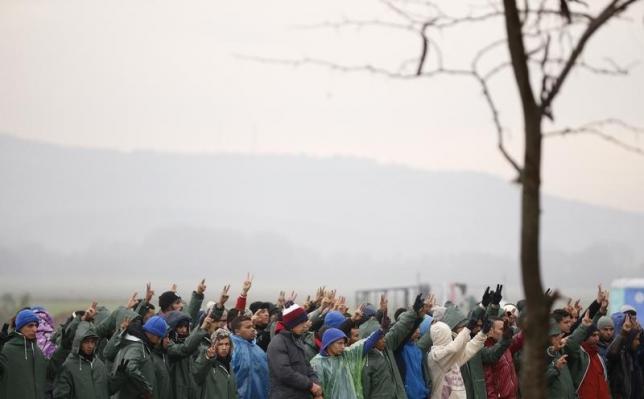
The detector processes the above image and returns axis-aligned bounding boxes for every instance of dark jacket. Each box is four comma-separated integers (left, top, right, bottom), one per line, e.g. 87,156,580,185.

362,310,420,399
0,332,49,399
52,321,124,399
193,346,238,399
167,320,209,399
267,330,319,399
112,322,157,399
606,329,643,399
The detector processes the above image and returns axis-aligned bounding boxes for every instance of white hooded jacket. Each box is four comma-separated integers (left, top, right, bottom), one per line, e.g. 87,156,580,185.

428,321,486,399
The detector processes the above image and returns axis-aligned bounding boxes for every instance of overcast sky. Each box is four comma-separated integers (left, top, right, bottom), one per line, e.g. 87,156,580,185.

2,0,643,212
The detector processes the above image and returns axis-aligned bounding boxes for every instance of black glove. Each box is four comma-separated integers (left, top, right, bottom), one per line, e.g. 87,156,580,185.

503,323,514,340
491,284,503,305
116,359,130,374
481,318,493,335
466,317,479,331
481,287,491,307
412,294,424,314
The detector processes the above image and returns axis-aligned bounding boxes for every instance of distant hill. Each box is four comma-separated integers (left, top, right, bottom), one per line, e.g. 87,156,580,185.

0,134,642,299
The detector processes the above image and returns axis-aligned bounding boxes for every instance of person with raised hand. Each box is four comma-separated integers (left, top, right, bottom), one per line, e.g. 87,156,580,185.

112,315,169,399
310,303,388,399
428,307,492,399
546,317,575,399
193,328,238,399
606,313,643,399
362,293,430,399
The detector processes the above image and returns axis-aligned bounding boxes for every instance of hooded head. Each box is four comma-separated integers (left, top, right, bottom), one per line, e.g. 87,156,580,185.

165,311,191,339
320,328,348,355
443,305,468,331
72,322,100,359
430,321,453,346
324,311,346,329
362,303,377,320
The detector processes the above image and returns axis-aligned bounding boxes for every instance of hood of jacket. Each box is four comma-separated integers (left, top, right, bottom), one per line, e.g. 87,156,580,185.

70,321,99,359
442,305,467,331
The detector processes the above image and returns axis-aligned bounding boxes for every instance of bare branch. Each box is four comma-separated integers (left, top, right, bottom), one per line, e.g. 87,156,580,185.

544,119,644,155
540,0,642,118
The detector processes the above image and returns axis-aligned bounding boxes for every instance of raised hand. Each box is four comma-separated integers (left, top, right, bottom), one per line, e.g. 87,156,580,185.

286,291,298,303
82,301,98,321
491,284,503,305
555,354,568,369
572,299,583,319
219,284,231,306
422,294,436,314
170,283,178,293
201,314,214,331
315,287,326,304
596,284,604,304
351,304,364,322
481,287,492,307
196,278,207,295
145,282,155,303
502,320,514,340
277,291,286,307
379,294,388,312
412,294,424,314
206,344,217,359
581,310,592,327
481,318,493,335
241,273,253,296
126,292,138,309
303,295,312,311
623,314,633,333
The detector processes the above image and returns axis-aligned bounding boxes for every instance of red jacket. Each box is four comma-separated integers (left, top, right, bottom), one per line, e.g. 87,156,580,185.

484,334,522,399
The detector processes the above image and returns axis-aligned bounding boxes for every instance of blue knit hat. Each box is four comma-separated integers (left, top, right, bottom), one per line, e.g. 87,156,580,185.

143,316,169,338
320,328,347,354
362,304,377,319
324,311,346,329
15,309,39,332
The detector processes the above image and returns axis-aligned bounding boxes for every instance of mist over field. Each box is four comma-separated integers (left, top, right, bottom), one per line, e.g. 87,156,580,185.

1,135,642,304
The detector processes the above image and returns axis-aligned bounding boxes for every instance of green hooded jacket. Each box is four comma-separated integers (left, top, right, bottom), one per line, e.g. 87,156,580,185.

310,337,369,399
460,304,510,399
0,332,49,399
52,321,124,399
112,332,157,399
193,345,238,399
361,309,420,399
167,324,209,399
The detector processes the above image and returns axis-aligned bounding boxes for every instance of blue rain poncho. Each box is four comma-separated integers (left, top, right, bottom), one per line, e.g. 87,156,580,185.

230,334,269,399
310,328,383,399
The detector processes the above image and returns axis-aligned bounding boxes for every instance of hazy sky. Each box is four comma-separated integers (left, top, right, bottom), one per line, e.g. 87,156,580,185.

2,0,644,212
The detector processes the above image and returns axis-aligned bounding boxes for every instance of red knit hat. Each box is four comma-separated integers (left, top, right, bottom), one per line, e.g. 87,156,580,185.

282,303,308,330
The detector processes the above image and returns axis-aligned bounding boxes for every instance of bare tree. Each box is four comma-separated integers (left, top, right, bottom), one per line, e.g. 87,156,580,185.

243,0,643,397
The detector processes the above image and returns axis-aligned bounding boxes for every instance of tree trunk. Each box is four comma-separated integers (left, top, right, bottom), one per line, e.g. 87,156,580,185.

519,112,549,399
502,1,550,397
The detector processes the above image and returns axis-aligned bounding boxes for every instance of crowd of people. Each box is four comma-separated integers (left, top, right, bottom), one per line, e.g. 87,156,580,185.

0,275,642,399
